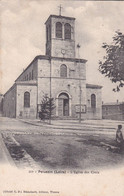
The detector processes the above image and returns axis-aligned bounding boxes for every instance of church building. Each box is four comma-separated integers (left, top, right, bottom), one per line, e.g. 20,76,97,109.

3,13,102,120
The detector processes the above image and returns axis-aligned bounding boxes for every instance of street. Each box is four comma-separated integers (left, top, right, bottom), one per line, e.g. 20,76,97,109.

0,117,124,170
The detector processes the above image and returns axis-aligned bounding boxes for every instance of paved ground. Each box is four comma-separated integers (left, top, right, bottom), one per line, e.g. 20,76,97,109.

0,117,124,170
20,118,124,135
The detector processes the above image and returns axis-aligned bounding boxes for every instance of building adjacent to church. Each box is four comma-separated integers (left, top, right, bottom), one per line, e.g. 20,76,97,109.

0,94,3,117
102,101,124,121
3,14,102,120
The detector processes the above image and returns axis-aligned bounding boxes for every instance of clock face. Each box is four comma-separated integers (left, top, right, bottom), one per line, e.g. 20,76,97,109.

61,49,66,55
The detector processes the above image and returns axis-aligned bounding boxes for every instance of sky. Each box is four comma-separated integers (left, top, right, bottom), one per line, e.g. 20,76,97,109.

1,0,124,103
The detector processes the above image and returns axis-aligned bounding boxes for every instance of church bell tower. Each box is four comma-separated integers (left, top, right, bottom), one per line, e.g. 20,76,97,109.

45,14,75,58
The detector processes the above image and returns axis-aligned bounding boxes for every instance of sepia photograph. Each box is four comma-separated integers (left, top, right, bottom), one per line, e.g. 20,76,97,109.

0,0,124,195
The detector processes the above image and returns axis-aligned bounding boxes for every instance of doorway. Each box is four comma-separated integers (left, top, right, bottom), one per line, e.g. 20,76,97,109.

58,93,69,117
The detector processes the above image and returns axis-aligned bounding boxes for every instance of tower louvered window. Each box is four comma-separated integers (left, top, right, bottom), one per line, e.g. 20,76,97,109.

56,22,62,38
64,23,71,39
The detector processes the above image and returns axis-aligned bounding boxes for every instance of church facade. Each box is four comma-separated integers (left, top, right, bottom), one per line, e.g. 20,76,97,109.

3,14,102,120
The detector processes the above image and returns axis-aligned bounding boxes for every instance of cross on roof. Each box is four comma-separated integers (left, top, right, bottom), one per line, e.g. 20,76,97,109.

58,5,63,16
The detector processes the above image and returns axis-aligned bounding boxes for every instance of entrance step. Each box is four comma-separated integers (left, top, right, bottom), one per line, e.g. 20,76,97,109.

52,116,78,120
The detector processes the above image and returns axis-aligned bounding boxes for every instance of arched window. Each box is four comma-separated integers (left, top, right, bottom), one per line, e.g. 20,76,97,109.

64,23,71,39
91,94,96,108
60,64,67,77
56,22,62,38
24,92,30,108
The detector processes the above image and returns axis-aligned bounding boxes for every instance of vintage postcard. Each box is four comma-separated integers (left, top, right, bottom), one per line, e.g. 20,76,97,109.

0,0,124,196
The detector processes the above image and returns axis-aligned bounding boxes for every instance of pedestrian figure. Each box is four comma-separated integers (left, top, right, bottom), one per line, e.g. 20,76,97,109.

116,125,124,153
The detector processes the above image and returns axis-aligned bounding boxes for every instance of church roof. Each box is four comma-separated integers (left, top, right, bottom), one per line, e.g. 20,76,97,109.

102,102,124,106
45,15,75,24
86,83,102,89
51,56,87,63
15,55,50,82
3,84,16,96
16,80,37,86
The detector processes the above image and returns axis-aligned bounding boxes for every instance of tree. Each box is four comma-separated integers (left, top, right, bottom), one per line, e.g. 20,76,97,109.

39,94,55,120
99,30,124,91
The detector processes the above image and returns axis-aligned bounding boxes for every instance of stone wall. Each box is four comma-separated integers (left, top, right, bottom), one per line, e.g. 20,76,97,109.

0,94,3,116
3,85,16,118
37,58,87,119
16,84,37,119
38,58,86,79
46,15,75,58
102,103,124,121
51,39,75,58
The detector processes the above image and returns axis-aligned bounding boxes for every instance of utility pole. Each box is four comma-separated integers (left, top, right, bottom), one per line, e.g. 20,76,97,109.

77,44,81,123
